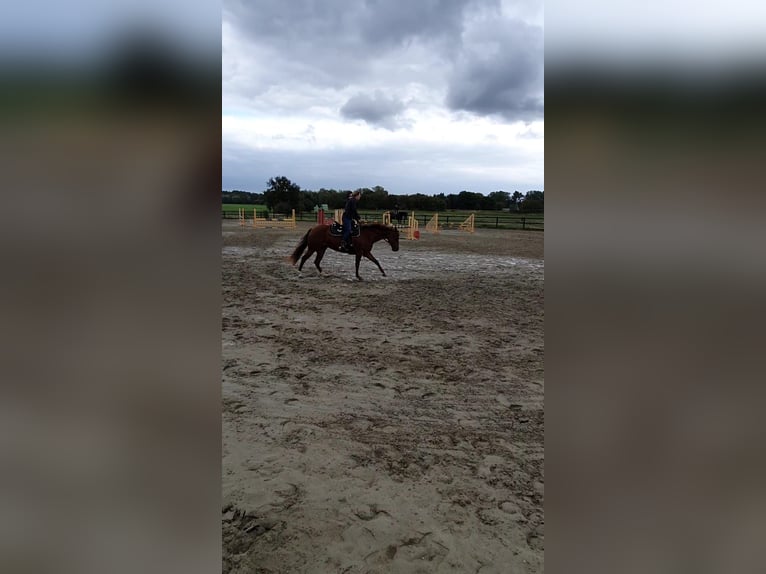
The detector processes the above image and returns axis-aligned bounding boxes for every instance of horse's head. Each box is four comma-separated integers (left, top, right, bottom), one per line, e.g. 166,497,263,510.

387,226,400,251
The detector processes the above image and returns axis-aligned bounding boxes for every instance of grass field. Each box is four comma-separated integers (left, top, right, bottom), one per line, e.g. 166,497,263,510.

222,203,268,212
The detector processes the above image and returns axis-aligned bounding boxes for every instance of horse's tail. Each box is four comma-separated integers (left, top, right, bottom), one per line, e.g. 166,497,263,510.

288,229,310,265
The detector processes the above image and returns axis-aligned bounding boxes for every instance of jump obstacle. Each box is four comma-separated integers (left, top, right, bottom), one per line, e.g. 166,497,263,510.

404,212,419,240
317,209,341,225
255,209,296,229
382,210,442,239
458,213,475,233
239,208,296,229
425,213,440,234
381,210,474,235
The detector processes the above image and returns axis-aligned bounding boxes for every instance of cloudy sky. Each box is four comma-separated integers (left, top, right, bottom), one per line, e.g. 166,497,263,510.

223,0,543,195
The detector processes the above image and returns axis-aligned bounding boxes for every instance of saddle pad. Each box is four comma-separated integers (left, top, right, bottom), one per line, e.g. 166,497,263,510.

329,221,360,237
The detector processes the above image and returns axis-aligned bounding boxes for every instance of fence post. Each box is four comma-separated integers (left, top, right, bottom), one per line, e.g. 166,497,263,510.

495,217,499,228
522,217,526,230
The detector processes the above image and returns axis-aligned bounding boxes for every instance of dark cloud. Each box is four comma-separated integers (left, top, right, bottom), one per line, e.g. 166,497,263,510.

446,19,543,122
224,0,482,47
223,0,491,89
356,0,483,53
340,91,408,129
224,0,541,120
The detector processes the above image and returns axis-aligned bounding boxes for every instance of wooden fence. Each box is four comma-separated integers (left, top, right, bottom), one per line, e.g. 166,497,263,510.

222,210,543,231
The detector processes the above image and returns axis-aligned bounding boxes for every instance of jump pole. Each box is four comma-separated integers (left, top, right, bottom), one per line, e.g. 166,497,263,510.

458,213,475,233
253,209,296,229
405,211,420,240
425,213,439,234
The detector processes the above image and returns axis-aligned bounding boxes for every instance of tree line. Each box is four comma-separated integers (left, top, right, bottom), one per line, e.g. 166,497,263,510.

223,176,543,214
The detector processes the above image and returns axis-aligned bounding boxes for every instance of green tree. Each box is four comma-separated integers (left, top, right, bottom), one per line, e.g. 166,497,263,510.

315,188,337,209
510,191,524,211
363,185,389,210
431,193,447,211
301,190,316,213
456,190,483,210
222,190,264,204
330,190,351,209
520,190,544,213
486,190,510,210
263,176,301,213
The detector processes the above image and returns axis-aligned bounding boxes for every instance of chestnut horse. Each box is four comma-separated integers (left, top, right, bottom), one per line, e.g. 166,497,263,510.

288,223,400,280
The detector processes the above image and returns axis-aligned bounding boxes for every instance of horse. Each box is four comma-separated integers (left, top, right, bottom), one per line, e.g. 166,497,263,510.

288,223,400,280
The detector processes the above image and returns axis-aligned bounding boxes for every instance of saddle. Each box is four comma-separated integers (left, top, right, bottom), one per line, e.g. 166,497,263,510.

329,220,360,237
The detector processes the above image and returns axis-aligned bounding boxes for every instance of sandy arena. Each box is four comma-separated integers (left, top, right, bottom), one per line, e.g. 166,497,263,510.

222,220,544,573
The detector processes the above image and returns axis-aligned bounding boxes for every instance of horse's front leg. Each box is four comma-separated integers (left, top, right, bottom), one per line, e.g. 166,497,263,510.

355,252,363,280
364,251,386,276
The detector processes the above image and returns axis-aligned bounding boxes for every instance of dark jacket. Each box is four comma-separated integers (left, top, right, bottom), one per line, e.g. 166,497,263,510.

344,196,360,221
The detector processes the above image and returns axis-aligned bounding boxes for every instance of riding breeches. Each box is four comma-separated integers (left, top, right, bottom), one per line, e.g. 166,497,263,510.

342,215,353,242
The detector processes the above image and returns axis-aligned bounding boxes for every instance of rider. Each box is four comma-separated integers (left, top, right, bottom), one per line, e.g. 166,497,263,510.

341,190,361,252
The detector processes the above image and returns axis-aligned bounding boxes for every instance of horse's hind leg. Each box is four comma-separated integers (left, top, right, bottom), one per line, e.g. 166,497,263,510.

299,247,316,271
355,252,363,280
314,247,328,274
363,251,386,276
